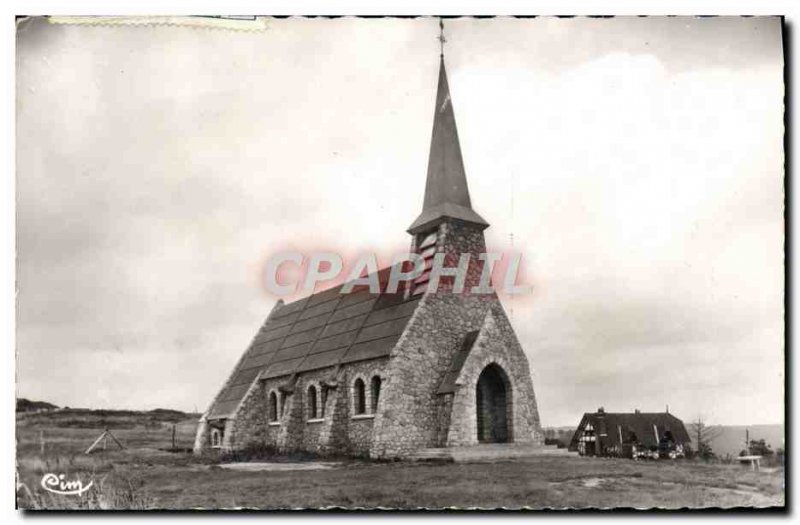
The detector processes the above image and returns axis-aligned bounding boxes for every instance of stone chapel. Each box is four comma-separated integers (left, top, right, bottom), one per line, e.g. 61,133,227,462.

194,54,543,458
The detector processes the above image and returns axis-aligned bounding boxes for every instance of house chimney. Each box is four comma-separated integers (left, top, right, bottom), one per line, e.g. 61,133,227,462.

634,409,641,414
597,406,605,414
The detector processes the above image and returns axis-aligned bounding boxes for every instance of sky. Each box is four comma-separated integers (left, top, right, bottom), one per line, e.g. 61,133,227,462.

16,16,784,426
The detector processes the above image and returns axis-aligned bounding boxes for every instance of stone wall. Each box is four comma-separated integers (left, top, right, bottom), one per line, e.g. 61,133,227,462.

260,371,333,452
328,360,386,456
370,219,498,458
222,379,267,451
370,291,494,457
445,306,543,447
217,358,388,456
369,218,543,457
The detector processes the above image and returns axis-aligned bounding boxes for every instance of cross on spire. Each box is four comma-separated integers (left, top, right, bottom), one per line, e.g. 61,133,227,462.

438,18,446,57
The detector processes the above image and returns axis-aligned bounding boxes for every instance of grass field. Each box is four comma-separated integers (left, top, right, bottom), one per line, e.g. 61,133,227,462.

16,411,785,510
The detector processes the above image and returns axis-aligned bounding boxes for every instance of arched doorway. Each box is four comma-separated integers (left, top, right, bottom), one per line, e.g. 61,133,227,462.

476,363,510,443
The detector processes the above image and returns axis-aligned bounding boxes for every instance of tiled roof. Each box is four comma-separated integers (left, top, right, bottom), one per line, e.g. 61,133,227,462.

207,268,421,419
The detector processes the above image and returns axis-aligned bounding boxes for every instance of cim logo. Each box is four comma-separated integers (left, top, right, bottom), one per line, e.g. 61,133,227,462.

40,473,93,496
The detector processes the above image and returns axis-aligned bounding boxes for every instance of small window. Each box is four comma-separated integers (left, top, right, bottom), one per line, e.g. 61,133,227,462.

210,428,223,448
268,391,279,422
370,376,382,413
308,385,318,420
353,378,366,415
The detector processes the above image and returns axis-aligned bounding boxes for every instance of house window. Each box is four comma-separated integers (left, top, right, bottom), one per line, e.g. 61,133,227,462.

308,385,318,420
370,376,382,413
353,378,366,415
268,391,279,422
580,423,596,442
210,428,223,448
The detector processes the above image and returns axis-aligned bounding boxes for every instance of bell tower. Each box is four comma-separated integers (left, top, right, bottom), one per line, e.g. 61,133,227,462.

407,25,490,295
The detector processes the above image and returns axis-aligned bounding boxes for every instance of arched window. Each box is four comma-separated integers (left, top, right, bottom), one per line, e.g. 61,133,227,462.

307,385,318,420
353,378,366,415
210,428,222,448
268,391,278,422
370,376,382,413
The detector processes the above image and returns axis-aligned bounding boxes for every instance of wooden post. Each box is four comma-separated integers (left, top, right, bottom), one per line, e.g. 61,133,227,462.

106,428,125,450
85,428,124,454
85,431,108,454
746,428,750,455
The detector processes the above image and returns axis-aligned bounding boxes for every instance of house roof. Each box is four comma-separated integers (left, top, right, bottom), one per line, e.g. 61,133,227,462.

408,57,488,234
569,411,691,450
207,267,421,419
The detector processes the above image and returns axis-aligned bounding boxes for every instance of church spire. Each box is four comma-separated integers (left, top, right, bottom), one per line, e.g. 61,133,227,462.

407,26,489,235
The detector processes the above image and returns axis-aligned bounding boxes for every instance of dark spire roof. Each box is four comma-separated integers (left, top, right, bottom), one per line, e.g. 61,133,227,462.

408,57,489,234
